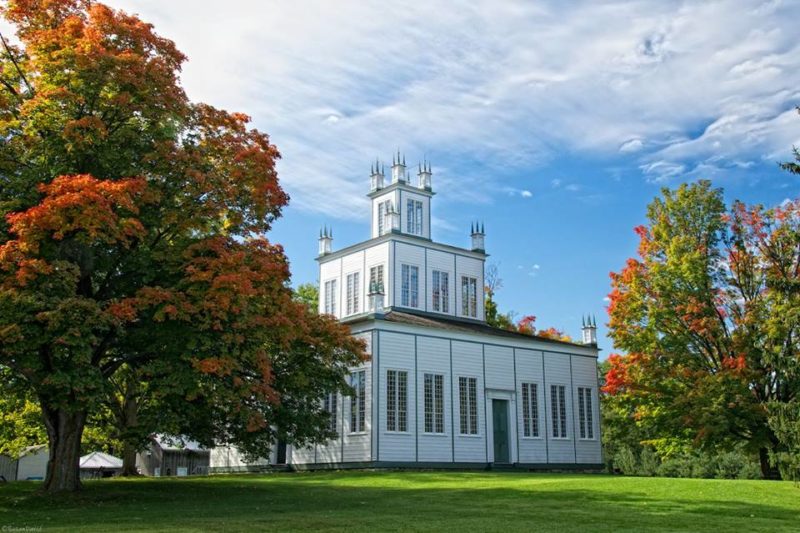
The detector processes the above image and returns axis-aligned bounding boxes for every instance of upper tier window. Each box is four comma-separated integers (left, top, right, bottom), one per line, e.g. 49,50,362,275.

461,276,477,318
401,264,419,308
406,199,423,235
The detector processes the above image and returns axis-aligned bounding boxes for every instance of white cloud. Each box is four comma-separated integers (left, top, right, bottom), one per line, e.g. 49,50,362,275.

521,190,533,198
94,0,800,215
619,138,644,153
551,178,562,188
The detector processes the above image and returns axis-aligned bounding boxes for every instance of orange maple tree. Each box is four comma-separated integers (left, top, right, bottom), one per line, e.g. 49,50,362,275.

0,0,365,492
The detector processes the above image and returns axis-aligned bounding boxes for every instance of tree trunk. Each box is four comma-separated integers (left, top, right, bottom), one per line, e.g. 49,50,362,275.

121,441,139,476
119,379,141,476
759,446,781,480
41,404,86,493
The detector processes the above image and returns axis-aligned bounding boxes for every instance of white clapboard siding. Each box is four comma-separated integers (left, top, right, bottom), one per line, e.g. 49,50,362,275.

484,345,514,391
416,336,453,462
572,355,602,464
378,332,416,461
451,340,486,463
515,349,548,463
543,351,576,463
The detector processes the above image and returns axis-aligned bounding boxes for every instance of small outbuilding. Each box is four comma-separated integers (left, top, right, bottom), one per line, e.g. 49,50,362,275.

0,445,48,481
79,451,123,479
136,435,209,477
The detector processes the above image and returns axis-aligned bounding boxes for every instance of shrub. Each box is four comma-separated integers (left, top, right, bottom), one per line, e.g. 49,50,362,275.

638,448,659,477
657,456,693,478
614,447,638,475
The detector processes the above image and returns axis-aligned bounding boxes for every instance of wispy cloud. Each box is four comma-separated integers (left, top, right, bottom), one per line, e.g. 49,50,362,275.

101,0,800,216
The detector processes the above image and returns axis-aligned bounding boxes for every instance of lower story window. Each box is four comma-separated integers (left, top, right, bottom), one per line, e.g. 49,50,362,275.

459,376,478,435
323,393,338,434
551,384,567,439
350,370,366,433
424,373,445,434
578,387,594,439
521,382,539,437
386,370,408,432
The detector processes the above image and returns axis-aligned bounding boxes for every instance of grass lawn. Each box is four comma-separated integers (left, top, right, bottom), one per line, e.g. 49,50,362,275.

1,471,798,532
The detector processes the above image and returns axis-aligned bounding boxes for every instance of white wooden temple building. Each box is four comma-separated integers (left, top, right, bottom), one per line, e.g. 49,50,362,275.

290,153,602,469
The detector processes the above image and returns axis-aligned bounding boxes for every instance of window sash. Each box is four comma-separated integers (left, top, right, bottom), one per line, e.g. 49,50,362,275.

551,385,567,438
461,276,477,317
424,373,445,434
323,393,338,434
401,265,419,308
350,371,366,433
387,370,408,432
432,270,449,313
522,382,539,438
578,387,594,439
324,280,337,315
346,272,360,315
459,377,478,435
369,265,384,290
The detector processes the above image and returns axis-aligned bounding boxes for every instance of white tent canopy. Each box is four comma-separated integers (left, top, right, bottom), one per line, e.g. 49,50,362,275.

80,451,123,470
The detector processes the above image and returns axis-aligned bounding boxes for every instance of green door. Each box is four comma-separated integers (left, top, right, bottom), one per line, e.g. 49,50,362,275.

492,399,510,463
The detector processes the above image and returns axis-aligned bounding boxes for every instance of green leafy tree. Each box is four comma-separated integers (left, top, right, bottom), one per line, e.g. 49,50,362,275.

605,180,799,478
294,282,319,312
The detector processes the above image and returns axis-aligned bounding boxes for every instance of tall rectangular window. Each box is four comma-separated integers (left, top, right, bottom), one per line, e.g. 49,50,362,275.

369,265,384,292
458,377,478,435
461,276,477,317
324,279,337,315
401,264,419,308
578,387,594,439
521,382,539,438
431,270,449,313
323,393,338,434
386,370,408,432
346,272,360,315
424,373,445,434
350,370,366,433
551,384,567,438
377,200,391,235
406,199,423,235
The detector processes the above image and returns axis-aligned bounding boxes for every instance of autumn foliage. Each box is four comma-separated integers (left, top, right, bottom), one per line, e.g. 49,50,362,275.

0,0,364,492
605,180,800,478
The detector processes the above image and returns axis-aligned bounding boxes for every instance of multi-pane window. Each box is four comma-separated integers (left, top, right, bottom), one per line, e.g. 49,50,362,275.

350,370,366,433
458,377,478,435
377,200,392,235
551,384,567,438
461,276,478,317
369,265,384,293
521,382,539,438
401,264,419,308
323,393,338,434
386,370,408,432
406,199,423,235
431,270,449,313
324,279,337,315
346,272,360,315
578,387,594,439
424,373,445,434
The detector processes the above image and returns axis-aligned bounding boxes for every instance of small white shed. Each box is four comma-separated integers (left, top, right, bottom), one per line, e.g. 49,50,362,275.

80,451,123,479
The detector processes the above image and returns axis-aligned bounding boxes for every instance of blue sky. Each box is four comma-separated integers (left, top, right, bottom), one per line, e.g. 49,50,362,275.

82,1,800,353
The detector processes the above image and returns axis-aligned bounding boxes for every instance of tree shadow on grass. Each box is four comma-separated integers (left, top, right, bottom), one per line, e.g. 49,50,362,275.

0,473,798,532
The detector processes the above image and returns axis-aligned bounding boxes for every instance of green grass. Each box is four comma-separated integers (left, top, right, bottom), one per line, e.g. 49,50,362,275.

1,471,798,532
